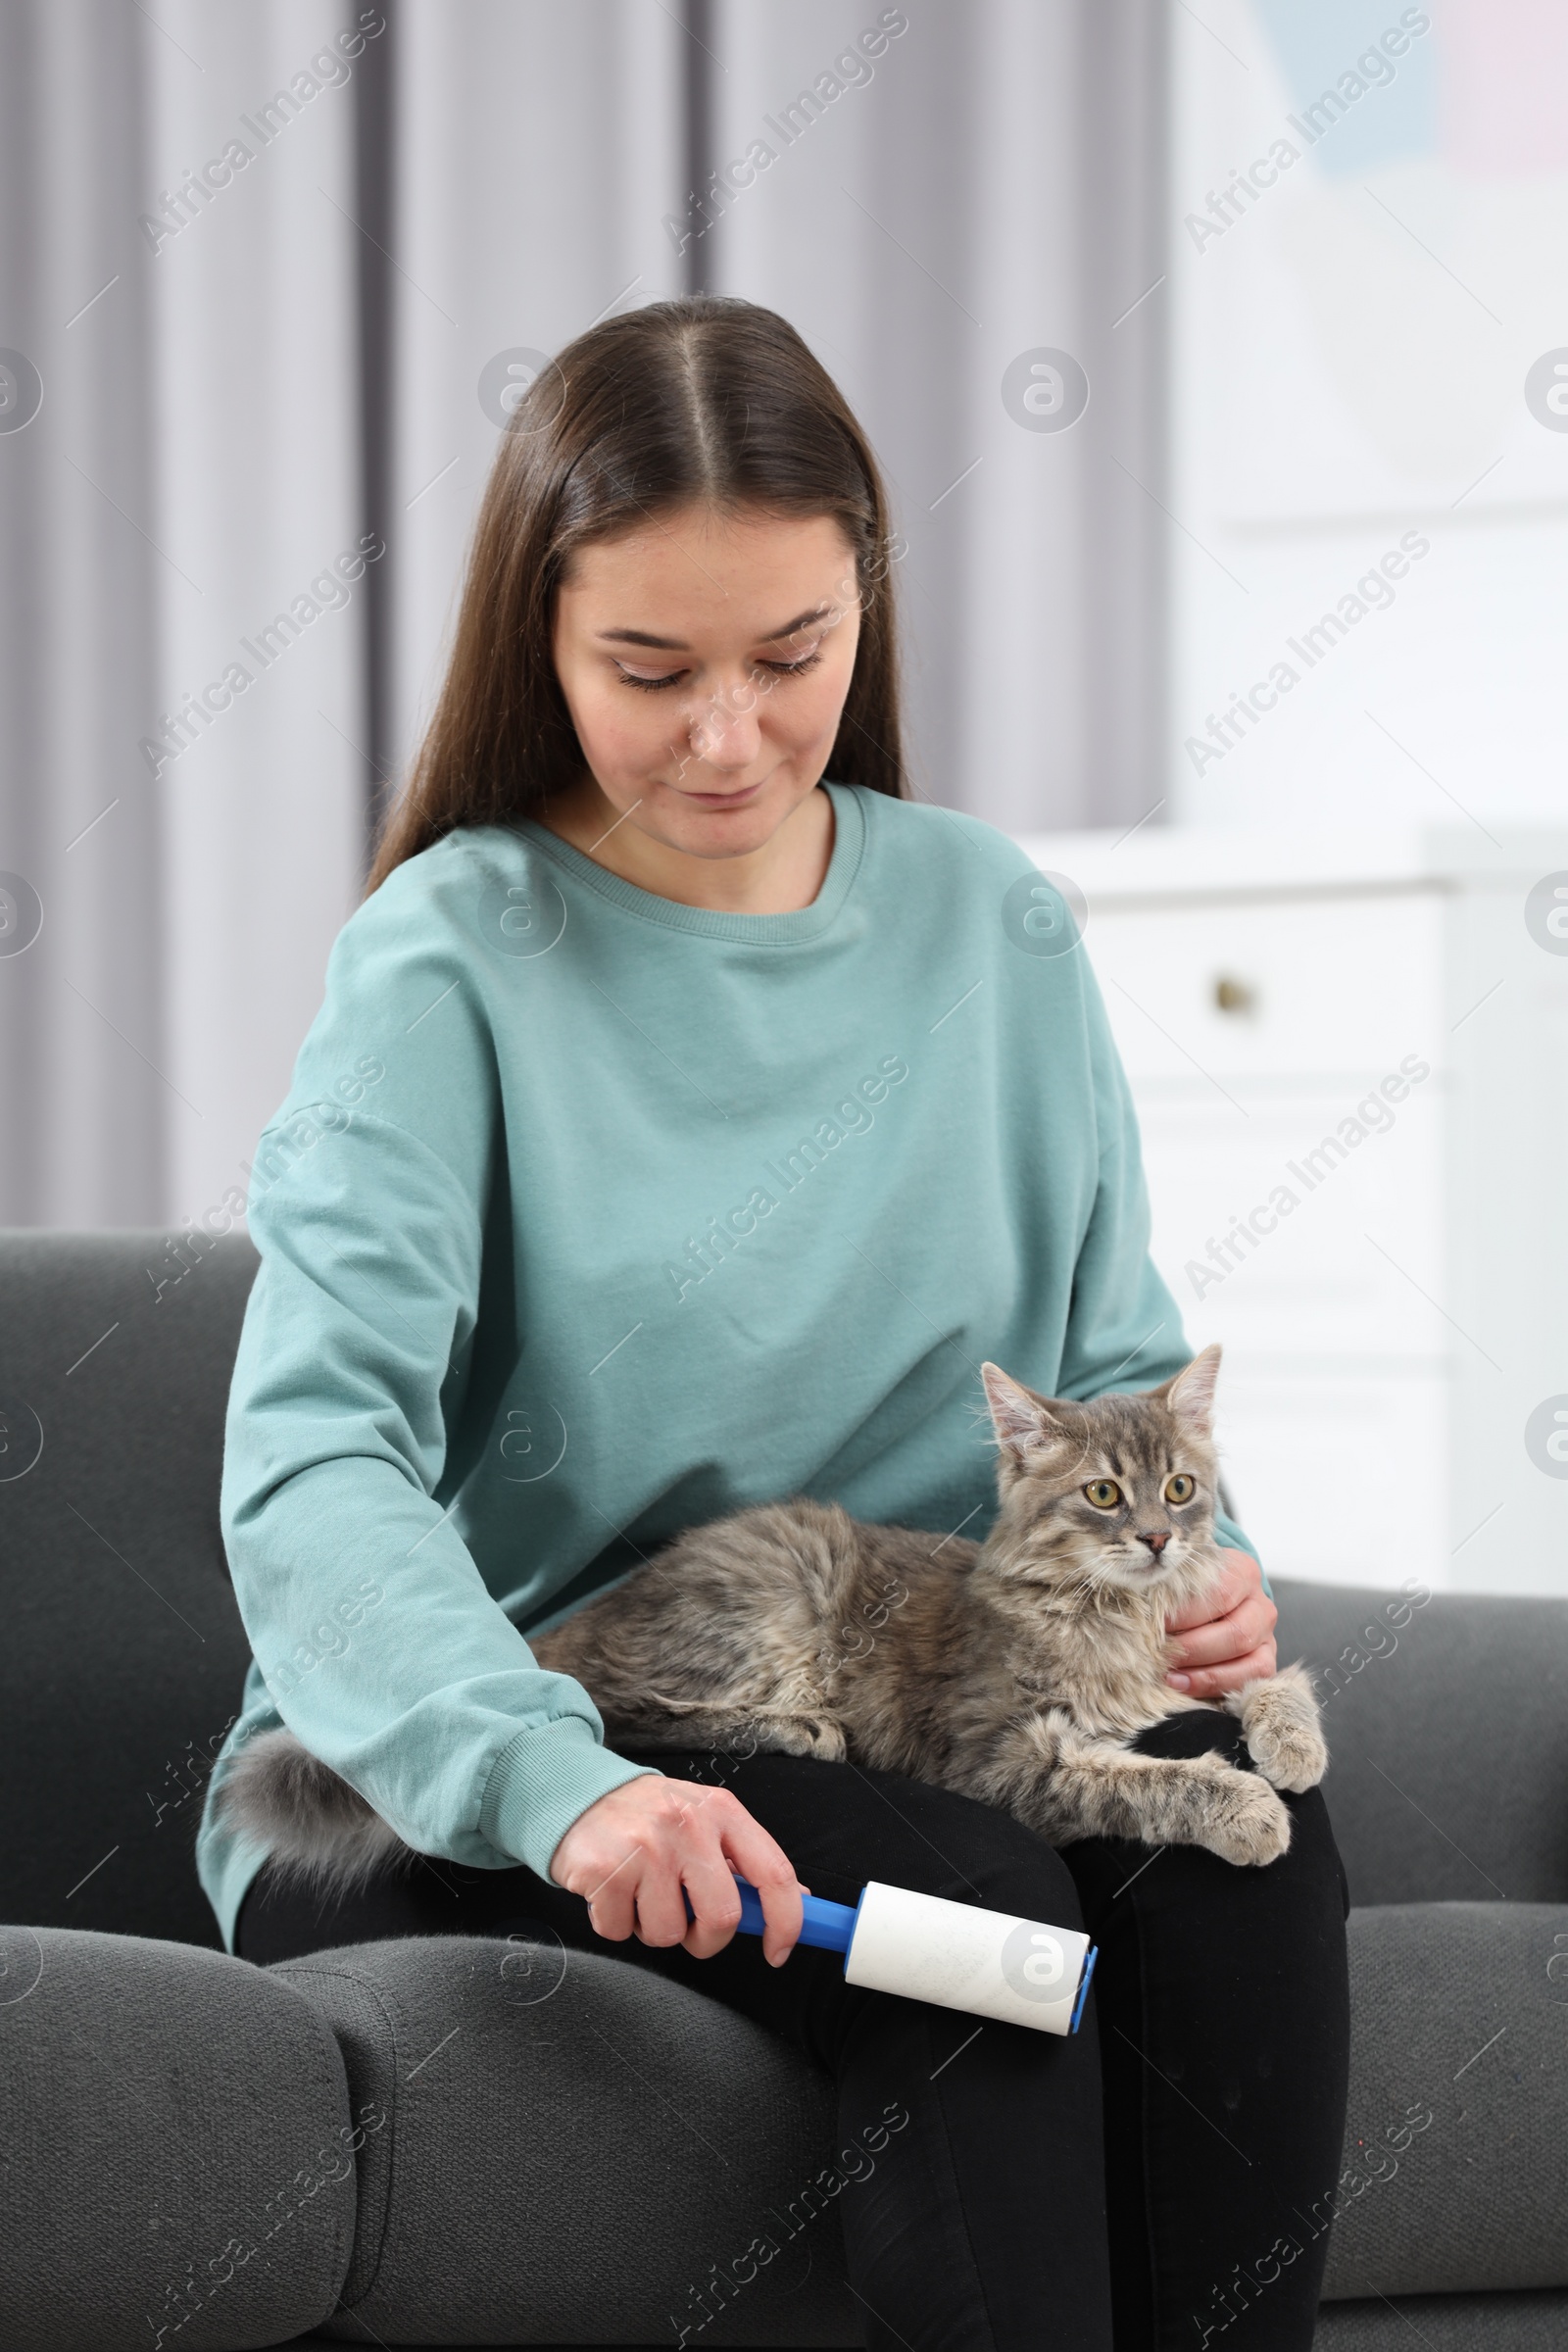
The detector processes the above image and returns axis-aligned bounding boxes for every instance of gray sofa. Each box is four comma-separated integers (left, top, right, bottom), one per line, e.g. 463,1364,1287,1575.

1,1229,1564,2351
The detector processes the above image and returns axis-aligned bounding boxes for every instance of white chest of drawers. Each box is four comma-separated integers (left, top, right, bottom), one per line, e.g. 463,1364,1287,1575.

1012,827,1568,1595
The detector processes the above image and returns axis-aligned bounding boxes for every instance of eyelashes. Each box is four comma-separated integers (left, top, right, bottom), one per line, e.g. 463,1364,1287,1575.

613,649,826,694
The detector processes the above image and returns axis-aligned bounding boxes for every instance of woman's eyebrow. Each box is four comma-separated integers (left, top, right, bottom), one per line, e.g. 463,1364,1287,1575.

595,601,833,651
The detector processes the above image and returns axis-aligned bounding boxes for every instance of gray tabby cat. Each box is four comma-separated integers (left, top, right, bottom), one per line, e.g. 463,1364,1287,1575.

220,1342,1325,1891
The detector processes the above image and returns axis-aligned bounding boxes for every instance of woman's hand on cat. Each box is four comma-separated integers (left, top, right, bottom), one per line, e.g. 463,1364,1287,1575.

548,1774,807,1966
1163,1547,1278,1697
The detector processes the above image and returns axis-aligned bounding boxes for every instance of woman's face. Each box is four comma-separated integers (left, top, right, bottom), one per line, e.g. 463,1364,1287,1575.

551,503,861,862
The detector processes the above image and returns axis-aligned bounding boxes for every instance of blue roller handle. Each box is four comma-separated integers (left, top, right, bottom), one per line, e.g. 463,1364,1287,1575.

736,1879,859,1950
684,1879,858,1950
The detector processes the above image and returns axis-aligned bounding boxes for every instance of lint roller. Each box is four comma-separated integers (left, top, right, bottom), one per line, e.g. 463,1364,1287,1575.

690,1878,1098,2035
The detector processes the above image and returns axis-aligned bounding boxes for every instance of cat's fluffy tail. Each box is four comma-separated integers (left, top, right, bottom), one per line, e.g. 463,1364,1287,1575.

217,1727,417,1895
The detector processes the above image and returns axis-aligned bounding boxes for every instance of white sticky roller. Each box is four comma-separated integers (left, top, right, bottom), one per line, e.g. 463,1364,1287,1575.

842,1880,1094,2035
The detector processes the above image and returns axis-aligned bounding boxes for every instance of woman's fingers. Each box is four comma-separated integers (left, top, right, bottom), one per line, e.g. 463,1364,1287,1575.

635,1791,803,1964
574,1842,644,1942
678,1842,747,1960
1168,1589,1278,1671
663,1785,805,1966
711,1792,805,1966
1169,1640,1279,1700
1165,1608,1279,1689
627,1784,724,1949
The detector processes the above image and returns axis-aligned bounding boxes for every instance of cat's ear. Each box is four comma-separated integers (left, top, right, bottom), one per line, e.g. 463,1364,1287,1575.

981,1363,1063,1466
1164,1343,1222,1440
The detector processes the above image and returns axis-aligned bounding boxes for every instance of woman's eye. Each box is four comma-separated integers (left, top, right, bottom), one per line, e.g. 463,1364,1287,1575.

612,647,824,693
1084,1480,1122,1509
759,647,824,678
1164,1474,1195,1504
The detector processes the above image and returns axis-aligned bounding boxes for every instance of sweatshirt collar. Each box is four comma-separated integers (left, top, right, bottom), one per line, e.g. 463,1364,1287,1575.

514,781,865,945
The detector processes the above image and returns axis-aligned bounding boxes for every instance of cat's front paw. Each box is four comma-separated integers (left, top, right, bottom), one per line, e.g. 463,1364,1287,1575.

1237,1670,1328,1793
1194,1758,1292,1868
1246,1713,1327,1794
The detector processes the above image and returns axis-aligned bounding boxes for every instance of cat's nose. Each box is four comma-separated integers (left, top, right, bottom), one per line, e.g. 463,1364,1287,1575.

1136,1531,1169,1556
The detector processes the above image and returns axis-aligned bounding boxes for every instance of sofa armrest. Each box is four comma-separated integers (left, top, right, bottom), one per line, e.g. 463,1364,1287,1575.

0,1926,355,2350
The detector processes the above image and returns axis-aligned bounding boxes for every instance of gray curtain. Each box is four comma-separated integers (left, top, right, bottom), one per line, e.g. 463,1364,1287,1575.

0,1,378,1229
0,0,1170,1228
0,2,164,1224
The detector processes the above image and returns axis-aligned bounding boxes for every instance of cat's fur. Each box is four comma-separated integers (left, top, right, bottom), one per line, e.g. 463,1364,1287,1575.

218,1342,1325,1890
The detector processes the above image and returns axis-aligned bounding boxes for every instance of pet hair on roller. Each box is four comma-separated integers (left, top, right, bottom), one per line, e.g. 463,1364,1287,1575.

690,1878,1098,2036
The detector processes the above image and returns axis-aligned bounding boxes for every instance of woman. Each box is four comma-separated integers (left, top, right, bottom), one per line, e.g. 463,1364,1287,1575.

198,295,1348,2349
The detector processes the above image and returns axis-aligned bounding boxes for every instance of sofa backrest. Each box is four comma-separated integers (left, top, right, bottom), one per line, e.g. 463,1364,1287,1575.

3,1232,1565,1945
0,1231,260,1946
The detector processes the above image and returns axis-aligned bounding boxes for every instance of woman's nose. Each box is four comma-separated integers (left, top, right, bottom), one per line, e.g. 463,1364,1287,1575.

686,679,763,768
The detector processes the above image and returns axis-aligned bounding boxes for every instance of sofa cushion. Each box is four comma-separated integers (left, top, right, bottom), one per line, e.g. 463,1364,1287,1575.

1272,1579,1568,1908
0,1927,355,2352
1320,1903,1568,2301
273,1935,859,2348
0,1229,260,1949
1313,2288,1568,2349
270,2310,1568,2352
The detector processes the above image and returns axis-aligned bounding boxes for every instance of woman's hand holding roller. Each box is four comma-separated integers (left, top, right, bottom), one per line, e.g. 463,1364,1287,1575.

549,1773,806,1966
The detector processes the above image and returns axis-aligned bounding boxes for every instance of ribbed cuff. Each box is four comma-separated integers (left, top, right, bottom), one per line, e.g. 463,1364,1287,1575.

479,1715,660,1884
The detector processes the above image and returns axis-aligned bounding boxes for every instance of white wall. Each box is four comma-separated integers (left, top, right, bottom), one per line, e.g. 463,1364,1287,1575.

1167,0,1568,833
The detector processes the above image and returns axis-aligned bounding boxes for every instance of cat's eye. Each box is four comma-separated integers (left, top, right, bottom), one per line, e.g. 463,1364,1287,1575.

1083,1480,1122,1510
1164,1474,1196,1504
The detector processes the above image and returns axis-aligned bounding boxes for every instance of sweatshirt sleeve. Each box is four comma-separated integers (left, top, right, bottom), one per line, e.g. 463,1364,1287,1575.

1054,948,1271,1596
220,874,657,1886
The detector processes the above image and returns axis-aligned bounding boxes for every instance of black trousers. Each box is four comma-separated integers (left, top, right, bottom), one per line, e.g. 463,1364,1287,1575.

236,1710,1350,2351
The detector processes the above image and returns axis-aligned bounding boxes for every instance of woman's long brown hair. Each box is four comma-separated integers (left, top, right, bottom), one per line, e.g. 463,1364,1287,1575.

366,295,906,894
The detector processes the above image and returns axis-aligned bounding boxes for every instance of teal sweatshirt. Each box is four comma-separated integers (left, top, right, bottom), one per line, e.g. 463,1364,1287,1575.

197,782,1261,1952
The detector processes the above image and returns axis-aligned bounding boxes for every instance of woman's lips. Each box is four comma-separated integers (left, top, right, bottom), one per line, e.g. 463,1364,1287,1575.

676,780,763,805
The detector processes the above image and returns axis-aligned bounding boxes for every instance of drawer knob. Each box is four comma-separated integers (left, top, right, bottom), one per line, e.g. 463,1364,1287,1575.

1213,974,1257,1015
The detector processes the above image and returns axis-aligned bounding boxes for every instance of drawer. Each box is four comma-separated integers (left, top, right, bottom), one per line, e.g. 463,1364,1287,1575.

1079,891,1446,1084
